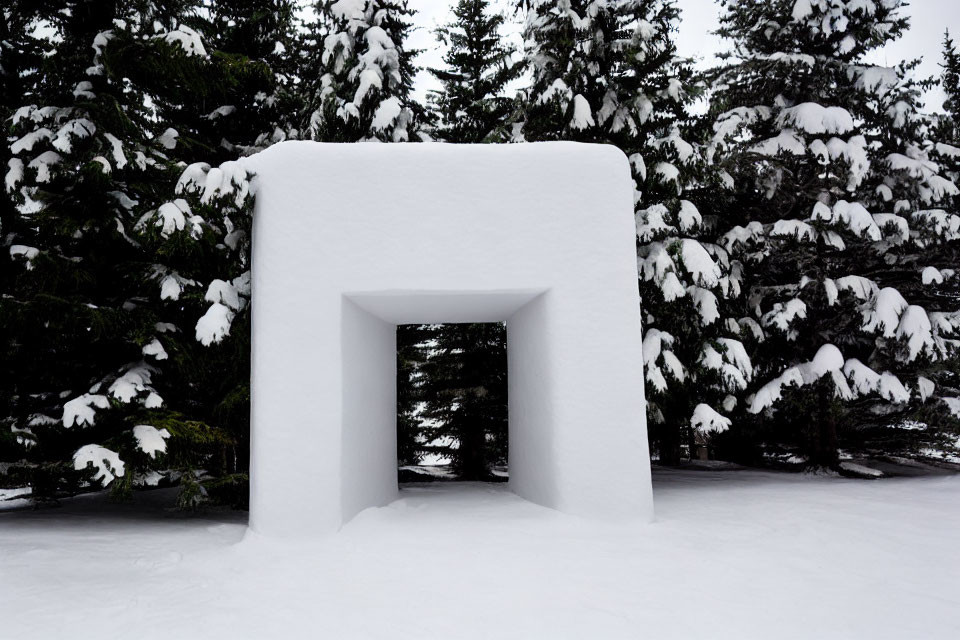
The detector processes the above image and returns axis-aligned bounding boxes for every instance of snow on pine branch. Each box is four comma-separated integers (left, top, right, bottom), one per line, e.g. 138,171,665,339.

757,276,949,362
700,338,753,392
921,267,956,285
912,209,960,241
843,359,910,402
61,362,165,428
313,1,416,142
775,103,854,135
105,363,163,405
642,329,685,394
885,153,959,205
9,245,39,270
132,424,170,459
152,199,204,238
73,445,125,486
176,161,253,208
62,394,110,428
687,286,721,325
748,344,911,414
570,94,595,130
154,26,207,57
810,200,881,241
155,161,256,348
142,338,168,361
154,267,197,301
943,397,960,419
690,403,731,434
196,272,251,346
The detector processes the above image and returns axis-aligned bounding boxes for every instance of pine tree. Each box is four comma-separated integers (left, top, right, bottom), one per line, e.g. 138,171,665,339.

1,5,46,247
398,323,507,480
135,0,304,496
3,0,202,498
937,33,960,183
942,31,960,126
185,0,303,156
1,5,48,311
1,1,270,503
518,0,752,464
1,4,54,477
393,1,518,476
304,0,424,142
427,0,520,143
396,327,424,468
922,33,960,462
707,0,960,468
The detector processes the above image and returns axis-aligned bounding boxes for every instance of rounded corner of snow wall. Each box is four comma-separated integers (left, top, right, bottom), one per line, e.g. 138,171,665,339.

246,141,652,537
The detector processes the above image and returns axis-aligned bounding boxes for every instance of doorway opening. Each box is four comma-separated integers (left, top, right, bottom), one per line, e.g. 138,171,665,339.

397,323,508,484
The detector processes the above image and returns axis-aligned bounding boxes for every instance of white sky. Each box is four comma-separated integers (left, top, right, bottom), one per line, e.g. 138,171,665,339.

407,0,960,112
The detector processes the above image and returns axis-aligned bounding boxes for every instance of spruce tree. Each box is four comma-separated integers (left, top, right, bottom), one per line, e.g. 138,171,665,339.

398,323,508,480
1,1,271,504
394,1,519,477
184,0,302,156
396,327,425,469
1,5,47,319
708,0,960,468
1,3,55,478
134,1,303,496
937,33,960,188
942,31,960,126
518,0,752,464
3,1,204,498
304,0,424,142
427,0,520,143
922,33,960,461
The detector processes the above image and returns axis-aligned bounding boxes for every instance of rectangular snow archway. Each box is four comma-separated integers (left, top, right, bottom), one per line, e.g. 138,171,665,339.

244,142,652,536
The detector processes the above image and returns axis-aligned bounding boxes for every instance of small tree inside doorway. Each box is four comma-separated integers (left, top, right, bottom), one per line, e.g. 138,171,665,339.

398,323,507,482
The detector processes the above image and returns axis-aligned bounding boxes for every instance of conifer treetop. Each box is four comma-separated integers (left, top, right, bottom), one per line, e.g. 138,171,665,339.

307,0,423,142
427,0,520,143
942,30,960,121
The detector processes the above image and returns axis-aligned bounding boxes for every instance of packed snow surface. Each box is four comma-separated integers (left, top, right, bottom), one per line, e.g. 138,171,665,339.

2,469,958,639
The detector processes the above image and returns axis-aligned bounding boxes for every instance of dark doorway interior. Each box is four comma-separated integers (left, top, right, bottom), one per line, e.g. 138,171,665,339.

397,323,507,483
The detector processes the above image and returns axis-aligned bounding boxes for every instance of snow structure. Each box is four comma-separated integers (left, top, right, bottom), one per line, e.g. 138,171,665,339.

242,141,651,535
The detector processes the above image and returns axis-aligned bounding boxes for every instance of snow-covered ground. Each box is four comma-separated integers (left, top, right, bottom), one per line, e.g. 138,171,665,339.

2,469,958,639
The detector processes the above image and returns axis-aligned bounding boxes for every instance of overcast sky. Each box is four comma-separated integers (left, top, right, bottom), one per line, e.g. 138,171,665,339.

407,0,960,112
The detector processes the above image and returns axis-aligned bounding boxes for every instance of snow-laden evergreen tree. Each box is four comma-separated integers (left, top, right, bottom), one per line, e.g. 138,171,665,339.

1,5,54,477
397,323,508,480
707,0,960,468
942,31,960,127
1,1,276,505
937,33,960,191
1,7,48,306
1,5,47,254
304,0,424,142
183,0,303,157
920,33,960,460
3,0,209,499
396,326,424,469
393,1,519,473
427,0,520,143
134,1,304,501
518,0,752,464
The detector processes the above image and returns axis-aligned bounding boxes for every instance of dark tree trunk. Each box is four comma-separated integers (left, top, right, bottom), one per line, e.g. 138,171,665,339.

810,384,839,468
658,422,683,466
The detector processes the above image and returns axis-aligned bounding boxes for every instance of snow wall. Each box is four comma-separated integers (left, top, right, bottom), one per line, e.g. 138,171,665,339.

244,142,652,536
